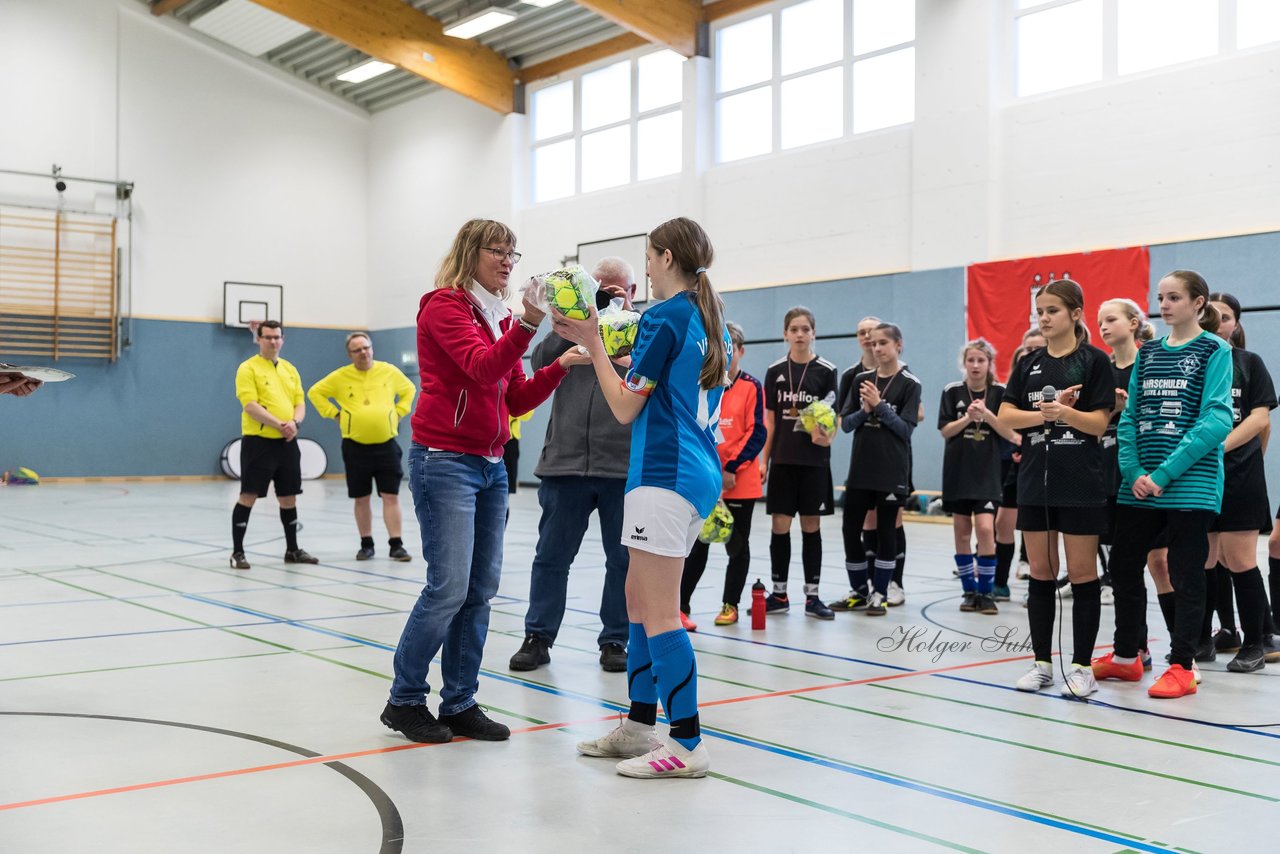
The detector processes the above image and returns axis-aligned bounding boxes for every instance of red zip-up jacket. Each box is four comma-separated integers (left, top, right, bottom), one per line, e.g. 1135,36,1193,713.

410,287,567,458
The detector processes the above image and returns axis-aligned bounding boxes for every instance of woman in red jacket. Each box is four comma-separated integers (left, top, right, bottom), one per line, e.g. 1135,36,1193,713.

381,219,584,744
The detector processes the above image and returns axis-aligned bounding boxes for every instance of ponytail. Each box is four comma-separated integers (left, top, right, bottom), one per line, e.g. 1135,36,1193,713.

694,271,728,390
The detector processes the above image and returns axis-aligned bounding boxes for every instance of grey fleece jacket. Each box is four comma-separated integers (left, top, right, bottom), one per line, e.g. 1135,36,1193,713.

531,331,631,479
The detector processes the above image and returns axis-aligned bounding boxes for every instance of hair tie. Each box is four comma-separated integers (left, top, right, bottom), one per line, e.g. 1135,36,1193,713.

694,266,707,275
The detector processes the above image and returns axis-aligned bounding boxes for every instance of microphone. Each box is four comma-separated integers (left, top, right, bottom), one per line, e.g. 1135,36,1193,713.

1040,385,1057,438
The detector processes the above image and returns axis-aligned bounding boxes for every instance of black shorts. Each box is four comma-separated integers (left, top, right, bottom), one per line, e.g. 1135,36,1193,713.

1211,463,1272,533
240,435,302,498
766,463,834,517
943,498,1000,516
1017,504,1109,536
1100,494,1118,546
343,438,403,499
1001,458,1018,508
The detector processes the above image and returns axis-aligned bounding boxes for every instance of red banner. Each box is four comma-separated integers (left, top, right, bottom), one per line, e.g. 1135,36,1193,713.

966,247,1150,381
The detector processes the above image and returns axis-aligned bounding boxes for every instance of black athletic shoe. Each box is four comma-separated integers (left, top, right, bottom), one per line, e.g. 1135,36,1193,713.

509,635,551,671
959,592,977,612
284,548,319,564
356,546,375,561
764,593,791,614
1213,628,1242,654
1227,645,1266,673
229,552,250,570
599,642,627,672
829,588,868,611
978,594,999,615
381,702,453,743
388,545,412,562
1193,639,1217,662
440,705,510,741
805,596,835,620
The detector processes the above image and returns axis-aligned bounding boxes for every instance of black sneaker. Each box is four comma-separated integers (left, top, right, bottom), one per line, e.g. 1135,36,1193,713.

388,545,412,562
508,635,551,671
1193,639,1217,662
599,642,627,672
284,548,319,564
764,593,790,613
380,702,453,743
959,592,977,612
828,588,868,611
1227,645,1266,673
978,594,999,615
1213,628,1242,653
439,704,510,741
862,592,887,616
805,596,835,620
356,546,375,561
229,552,250,570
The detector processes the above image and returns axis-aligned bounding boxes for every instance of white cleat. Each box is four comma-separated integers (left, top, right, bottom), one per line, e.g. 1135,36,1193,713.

1015,661,1054,692
615,739,710,779
886,581,905,606
1060,664,1099,698
576,719,662,758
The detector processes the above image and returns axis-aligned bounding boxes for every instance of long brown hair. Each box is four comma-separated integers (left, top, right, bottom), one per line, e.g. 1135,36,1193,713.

436,219,517,297
1035,279,1089,349
649,217,727,390
1209,291,1244,347
1166,270,1220,334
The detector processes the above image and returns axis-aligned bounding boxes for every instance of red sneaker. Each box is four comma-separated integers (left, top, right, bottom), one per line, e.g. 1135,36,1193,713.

680,611,698,633
1148,664,1197,699
1091,652,1144,682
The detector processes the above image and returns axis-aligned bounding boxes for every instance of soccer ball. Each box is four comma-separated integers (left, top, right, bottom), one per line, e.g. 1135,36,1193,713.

698,500,734,544
800,401,837,435
599,311,640,356
546,266,592,320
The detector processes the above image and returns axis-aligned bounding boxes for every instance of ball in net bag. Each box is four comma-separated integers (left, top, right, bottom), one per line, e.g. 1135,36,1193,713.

545,265,597,320
698,499,734,544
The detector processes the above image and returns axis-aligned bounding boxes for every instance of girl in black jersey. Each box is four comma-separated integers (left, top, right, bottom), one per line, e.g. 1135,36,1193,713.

1201,292,1278,671
939,339,1018,615
838,322,922,616
999,280,1115,697
1007,329,1046,587
761,307,839,620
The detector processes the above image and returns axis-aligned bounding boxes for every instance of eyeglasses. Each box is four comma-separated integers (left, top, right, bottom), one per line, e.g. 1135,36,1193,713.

481,247,521,264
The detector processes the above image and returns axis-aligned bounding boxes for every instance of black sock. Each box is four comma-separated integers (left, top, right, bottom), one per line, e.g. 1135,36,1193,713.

669,714,700,743
862,528,878,565
1070,580,1102,666
995,541,1015,587
770,532,791,595
361,536,375,549
1200,565,1217,644
893,525,906,587
627,701,657,727
232,503,251,553
1157,591,1177,635
1269,556,1280,624
682,540,710,613
1232,568,1268,647
1027,578,1056,662
281,507,299,551
388,537,403,549
801,531,822,597
1215,562,1236,632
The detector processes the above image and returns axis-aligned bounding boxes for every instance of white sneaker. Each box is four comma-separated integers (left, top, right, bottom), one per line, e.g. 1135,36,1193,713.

886,581,905,606
1060,664,1099,698
1016,560,1031,580
1015,661,1054,692
1192,662,1202,684
615,739,710,779
576,719,662,758
1100,585,1114,606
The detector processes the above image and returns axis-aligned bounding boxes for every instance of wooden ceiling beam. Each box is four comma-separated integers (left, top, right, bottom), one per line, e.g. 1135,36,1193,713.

573,0,704,57
249,0,515,113
704,0,777,23
151,0,197,15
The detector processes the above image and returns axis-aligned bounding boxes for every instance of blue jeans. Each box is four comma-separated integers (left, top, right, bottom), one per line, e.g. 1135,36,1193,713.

524,476,630,647
389,444,507,713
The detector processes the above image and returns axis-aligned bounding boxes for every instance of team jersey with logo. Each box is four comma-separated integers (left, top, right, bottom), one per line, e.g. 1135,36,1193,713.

764,355,838,467
1003,343,1115,508
623,291,730,517
844,367,922,495
235,354,304,439
1223,347,1276,480
1117,332,1233,511
938,381,1006,503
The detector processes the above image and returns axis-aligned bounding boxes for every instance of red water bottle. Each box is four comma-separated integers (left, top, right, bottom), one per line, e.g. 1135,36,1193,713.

751,579,767,630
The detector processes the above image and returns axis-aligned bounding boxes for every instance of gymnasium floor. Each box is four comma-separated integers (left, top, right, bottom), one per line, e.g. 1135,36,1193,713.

1,481,1276,853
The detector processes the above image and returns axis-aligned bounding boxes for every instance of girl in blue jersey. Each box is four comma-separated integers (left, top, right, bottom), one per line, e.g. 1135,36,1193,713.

552,216,728,779
1092,271,1233,699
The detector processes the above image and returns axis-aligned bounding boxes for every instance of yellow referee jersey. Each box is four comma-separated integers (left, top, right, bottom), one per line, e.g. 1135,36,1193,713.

307,361,416,445
236,355,304,439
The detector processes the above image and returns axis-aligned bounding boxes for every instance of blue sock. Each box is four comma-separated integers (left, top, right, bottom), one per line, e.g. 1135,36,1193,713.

648,628,700,750
626,623,657,725
977,555,997,595
846,560,869,593
873,558,895,596
955,554,975,593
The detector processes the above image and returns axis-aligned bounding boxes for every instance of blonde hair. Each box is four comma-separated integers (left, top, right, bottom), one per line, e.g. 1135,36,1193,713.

436,219,517,297
726,321,746,350
1100,298,1153,344
959,338,997,387
649,217,727,390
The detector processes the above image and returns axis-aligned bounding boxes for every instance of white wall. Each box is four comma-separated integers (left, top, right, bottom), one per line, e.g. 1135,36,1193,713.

0,0,369,328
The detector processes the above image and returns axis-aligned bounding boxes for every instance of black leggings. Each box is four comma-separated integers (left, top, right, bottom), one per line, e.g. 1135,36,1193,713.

842,489,898,566
681,499,756,611
1109,505,1213,666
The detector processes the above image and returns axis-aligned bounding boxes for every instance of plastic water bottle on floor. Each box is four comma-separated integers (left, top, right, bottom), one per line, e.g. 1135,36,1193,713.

751,579,767,631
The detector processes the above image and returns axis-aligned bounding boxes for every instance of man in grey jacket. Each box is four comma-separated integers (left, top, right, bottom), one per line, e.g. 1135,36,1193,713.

509,257,636,673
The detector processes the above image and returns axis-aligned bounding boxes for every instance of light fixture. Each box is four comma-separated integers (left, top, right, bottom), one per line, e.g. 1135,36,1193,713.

443,7,518,39
336,60,395,84
521,0,568,7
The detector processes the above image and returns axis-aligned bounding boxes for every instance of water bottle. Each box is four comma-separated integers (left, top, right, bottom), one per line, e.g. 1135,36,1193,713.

751,579,767,630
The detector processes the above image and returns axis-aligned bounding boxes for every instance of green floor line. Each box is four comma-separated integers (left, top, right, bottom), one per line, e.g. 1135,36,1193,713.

872,682,1280,768
0,644,364,684
792,694,1277,803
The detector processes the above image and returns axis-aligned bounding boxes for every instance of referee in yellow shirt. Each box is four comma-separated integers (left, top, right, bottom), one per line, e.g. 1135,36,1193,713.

308,332,417,561
231,321,318,569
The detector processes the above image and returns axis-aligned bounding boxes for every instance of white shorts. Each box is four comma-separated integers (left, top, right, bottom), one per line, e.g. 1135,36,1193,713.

622,487,703,557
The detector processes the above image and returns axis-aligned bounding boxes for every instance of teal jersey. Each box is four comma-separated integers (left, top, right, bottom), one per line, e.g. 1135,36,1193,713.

1117,332,1233,511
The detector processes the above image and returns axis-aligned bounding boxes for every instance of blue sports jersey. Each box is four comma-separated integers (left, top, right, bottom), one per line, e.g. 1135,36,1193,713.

623,291,729,517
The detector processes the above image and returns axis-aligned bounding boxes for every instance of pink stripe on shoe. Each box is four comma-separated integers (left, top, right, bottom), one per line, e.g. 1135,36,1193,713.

668,756,686,769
